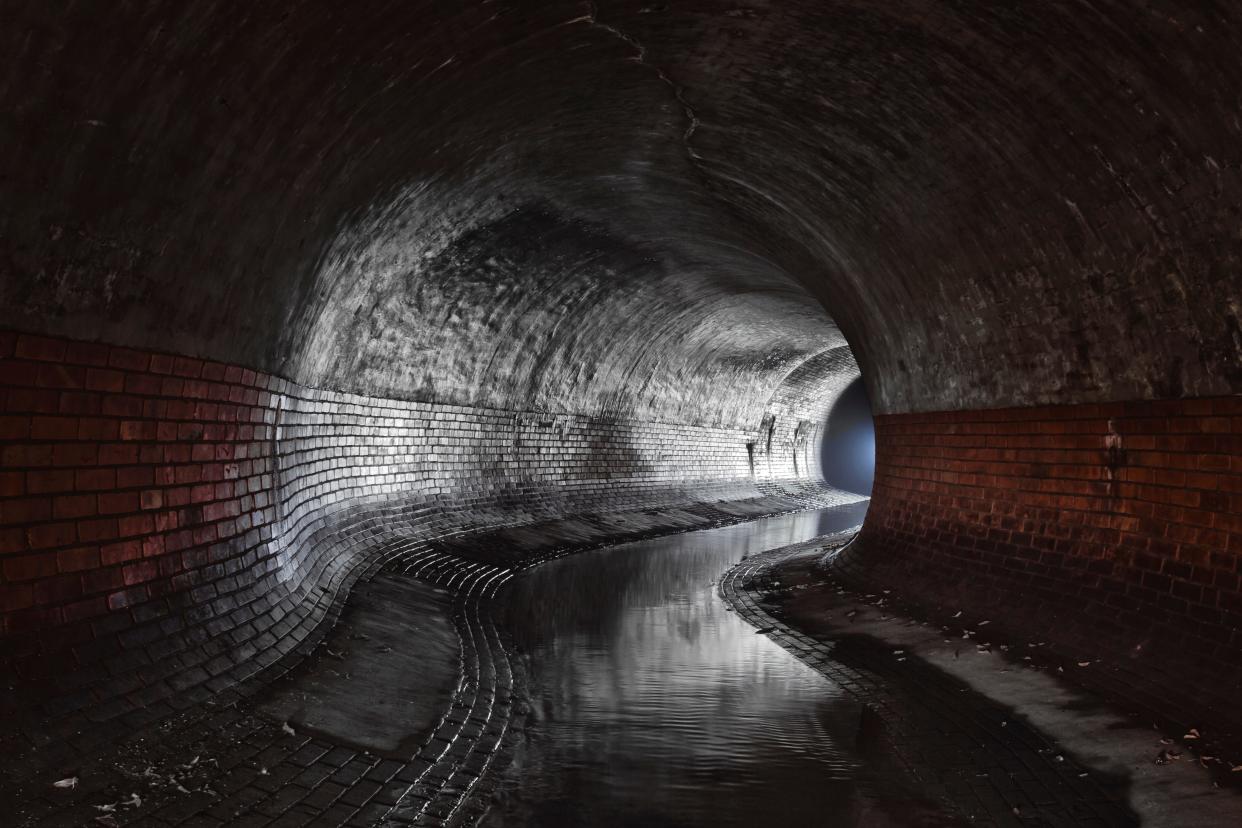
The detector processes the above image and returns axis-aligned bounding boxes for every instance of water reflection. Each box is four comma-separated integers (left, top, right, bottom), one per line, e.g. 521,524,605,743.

485,502,949,826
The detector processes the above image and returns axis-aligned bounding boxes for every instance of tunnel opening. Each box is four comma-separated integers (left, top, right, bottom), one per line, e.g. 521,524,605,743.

2,2,1242,825
819,376,875,497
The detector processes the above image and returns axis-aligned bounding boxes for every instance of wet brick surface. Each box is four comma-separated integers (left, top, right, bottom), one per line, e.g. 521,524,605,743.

719,533,1141,828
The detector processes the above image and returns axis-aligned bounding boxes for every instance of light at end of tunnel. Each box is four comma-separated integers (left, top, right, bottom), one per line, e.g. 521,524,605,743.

820,377,875,496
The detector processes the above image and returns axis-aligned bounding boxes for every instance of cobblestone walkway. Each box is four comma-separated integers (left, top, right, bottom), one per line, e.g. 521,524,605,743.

5,540,523,828
719,532,1140,828
379,550,520,827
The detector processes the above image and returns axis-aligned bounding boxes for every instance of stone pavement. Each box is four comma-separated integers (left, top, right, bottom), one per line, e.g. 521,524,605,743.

4,540,517,828
719,531,1142,828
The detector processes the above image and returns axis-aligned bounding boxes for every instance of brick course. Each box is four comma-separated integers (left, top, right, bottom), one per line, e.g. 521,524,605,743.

848,397,1242,691
751,346,859,484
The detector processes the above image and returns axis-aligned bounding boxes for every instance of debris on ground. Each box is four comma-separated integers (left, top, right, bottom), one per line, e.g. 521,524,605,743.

1155,749,1183,765
53,776,78,790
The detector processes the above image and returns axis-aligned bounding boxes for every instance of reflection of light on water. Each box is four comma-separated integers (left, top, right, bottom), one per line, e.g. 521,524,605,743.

492,502,897,827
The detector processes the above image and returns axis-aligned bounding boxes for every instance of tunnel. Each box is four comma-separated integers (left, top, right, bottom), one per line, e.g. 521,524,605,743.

820,377,876,497
1,1,1240,825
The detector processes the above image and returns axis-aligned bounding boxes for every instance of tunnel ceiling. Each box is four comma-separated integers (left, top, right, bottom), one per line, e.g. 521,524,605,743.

2,1,1240,422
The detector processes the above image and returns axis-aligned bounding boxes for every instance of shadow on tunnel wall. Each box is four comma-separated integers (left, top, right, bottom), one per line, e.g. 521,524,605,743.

819,377,875,496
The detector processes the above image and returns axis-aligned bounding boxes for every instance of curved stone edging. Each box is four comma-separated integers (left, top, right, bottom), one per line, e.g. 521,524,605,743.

718,531,1141,828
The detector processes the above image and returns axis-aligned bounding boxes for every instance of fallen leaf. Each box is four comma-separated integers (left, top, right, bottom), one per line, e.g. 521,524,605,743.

1155,749,1182,765
53,777,78,790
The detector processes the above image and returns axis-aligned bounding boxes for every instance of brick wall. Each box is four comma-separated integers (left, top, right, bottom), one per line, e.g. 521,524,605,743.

752,346,860,484
0,331,856,724
847,396,1242,687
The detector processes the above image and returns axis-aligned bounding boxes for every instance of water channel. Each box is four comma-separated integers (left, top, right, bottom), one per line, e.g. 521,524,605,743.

483,501,956,826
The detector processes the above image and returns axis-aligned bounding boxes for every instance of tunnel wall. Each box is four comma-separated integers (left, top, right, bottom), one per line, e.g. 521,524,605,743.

0,329,859,719
844,396,1242,690
751,346,860,485
4,0,1239,741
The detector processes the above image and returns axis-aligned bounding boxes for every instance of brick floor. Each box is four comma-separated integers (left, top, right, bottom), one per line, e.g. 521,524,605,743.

719,532,1141,828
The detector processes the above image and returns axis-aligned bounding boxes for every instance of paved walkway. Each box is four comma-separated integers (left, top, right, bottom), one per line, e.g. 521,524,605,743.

719,532,1140,828
6,542,518,828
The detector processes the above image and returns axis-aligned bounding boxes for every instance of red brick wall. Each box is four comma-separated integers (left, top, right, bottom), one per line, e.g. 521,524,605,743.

0,331,280,640
853,397,1242,678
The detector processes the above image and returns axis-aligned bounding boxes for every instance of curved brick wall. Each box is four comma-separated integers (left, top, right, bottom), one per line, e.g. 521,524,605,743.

0,330,860,723
839,398,1242,704
2,0,1242,749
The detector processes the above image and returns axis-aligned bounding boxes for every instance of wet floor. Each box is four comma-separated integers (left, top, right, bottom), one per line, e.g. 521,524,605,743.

257,575,459,756
484,501,956,827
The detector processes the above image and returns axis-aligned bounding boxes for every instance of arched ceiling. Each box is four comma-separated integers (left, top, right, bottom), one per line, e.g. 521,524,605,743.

2,0,1239,424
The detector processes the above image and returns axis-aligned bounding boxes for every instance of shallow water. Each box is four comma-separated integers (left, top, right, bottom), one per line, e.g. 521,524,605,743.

485,501,951,827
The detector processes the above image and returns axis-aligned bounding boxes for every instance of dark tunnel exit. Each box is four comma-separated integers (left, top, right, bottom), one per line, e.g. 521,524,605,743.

820,377,875,496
